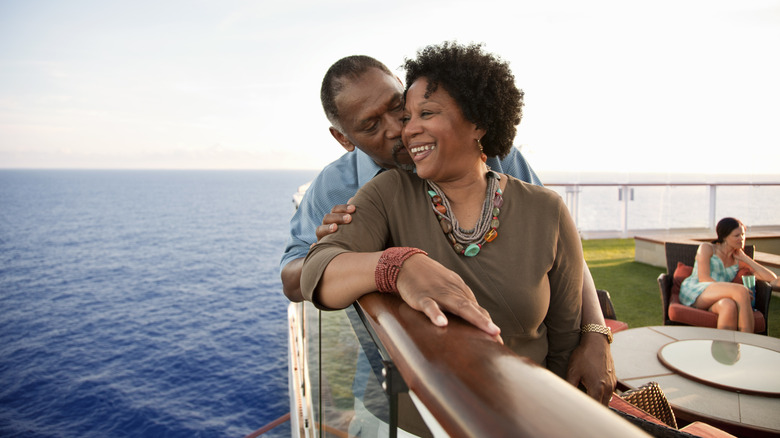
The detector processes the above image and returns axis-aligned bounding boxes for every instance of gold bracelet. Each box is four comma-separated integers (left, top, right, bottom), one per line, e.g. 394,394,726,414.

581,323,613,344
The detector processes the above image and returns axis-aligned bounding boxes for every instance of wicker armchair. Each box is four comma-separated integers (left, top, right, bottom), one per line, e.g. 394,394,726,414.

658,242,771,335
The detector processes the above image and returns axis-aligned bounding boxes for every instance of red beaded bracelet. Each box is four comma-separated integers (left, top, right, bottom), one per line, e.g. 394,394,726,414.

375,247,428,293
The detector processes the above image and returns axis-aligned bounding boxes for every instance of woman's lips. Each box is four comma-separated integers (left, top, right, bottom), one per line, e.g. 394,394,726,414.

409,143,436,161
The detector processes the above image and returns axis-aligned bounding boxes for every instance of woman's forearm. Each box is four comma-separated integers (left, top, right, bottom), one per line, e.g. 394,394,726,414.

316,251,383,309
739,256,778,283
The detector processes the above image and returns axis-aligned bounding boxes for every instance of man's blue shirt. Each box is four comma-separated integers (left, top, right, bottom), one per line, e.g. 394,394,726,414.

280,147,542,269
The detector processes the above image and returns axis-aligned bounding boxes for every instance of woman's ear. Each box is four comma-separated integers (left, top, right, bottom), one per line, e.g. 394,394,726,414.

475,126,487,142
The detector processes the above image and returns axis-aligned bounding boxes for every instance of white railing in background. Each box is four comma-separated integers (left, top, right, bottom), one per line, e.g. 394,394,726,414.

545,182,780,238
293,177,780,239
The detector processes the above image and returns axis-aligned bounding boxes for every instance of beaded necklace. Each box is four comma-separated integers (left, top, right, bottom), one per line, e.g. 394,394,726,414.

427,170,503,257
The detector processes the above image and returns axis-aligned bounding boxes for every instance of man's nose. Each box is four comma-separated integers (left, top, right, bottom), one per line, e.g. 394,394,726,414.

386,113,402,138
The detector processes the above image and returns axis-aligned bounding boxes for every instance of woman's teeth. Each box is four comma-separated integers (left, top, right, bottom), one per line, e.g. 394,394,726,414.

410,144,435,155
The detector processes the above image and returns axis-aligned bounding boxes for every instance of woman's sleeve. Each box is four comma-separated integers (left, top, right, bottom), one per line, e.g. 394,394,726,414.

300,172,397,309
544,197,584,377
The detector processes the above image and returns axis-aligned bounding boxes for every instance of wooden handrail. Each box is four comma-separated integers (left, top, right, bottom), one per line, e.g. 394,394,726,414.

356,293,649,438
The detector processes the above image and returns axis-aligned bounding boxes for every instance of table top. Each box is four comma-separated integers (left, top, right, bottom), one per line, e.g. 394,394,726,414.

612,326,780,434
658,339,780,396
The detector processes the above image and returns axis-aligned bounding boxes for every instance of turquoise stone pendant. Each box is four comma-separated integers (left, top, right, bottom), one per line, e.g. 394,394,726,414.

464,243,481,257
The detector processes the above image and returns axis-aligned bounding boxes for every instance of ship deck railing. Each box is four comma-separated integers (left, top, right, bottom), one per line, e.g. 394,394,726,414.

288,294,651,438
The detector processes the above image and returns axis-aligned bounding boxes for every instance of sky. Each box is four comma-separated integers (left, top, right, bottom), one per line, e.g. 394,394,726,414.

1,0,779,174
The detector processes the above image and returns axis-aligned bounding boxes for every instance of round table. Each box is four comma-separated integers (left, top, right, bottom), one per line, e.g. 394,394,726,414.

612,326,780,436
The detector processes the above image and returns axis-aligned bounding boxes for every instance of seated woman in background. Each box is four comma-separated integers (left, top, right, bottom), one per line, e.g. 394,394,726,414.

301,41,583,378
680,217,779,332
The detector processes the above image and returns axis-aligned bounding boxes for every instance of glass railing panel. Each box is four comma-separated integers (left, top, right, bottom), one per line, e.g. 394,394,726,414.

318,306,357,437
716,185,752,225
716,185,780,227
311,304,394,438
303,301,322,436
627,185,710,230
341,306,396,437
576,186,623,232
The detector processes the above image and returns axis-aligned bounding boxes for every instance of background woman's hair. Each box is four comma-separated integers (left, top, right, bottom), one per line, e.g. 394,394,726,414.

403,41,523,159
712,217,744,243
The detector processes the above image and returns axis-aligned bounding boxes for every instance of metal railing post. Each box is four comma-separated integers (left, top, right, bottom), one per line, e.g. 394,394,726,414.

565,185,580,229
382,361,408,438
708,185,717,230
620,185,630,238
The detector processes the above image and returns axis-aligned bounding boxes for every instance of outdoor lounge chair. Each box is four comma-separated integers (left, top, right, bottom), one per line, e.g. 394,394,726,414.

657,242,771,335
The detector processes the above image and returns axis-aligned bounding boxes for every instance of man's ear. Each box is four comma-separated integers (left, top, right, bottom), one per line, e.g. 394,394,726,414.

329,127,355,152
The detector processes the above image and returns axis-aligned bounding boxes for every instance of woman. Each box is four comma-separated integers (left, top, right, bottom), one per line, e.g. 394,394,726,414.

680,217,779,332
301,42,583,377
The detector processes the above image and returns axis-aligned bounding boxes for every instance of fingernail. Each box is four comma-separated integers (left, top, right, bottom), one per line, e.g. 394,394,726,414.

488,322,500,333
329,224,336,231
343,215,350,222
435,315,447,326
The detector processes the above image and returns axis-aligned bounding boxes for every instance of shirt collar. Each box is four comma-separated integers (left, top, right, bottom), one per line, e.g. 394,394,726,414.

356,148,386,187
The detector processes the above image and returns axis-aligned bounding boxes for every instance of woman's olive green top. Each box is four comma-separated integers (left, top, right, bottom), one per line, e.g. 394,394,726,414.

302,169,582,377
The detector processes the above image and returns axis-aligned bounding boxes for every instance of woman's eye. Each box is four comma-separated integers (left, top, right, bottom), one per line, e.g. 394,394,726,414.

400,116,410,125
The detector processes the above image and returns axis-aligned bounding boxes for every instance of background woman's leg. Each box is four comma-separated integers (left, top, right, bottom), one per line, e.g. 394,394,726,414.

693,283,754,333
708,298,738,330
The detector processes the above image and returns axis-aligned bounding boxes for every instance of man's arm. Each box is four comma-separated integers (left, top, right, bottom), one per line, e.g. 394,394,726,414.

566,264,616,405
281,204,355,302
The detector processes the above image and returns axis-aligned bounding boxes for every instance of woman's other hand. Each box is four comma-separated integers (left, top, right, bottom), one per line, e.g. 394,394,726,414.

395,254,502,339
566,333,616,405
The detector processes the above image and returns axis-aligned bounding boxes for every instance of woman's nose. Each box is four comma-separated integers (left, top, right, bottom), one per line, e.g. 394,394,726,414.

402,116,421,137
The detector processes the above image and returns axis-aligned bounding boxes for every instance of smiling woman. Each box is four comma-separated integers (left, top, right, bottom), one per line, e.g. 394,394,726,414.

300,42,586,396
402,78,486,184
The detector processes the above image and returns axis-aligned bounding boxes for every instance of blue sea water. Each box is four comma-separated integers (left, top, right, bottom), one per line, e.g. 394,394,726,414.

0,170,317,438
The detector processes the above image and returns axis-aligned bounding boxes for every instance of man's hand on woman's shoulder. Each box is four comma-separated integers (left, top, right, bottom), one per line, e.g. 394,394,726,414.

314,202,356,243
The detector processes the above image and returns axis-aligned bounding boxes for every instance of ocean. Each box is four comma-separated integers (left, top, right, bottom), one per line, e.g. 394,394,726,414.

0,169,777,438
0,170,316,438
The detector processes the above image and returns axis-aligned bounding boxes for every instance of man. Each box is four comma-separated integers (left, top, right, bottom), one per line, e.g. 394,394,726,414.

280,55,615,404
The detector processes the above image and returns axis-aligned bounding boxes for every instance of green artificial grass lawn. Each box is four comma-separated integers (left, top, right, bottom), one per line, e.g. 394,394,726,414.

582,238,780,338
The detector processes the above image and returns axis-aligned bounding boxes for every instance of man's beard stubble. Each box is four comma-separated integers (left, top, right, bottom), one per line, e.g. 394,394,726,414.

392,141,416,173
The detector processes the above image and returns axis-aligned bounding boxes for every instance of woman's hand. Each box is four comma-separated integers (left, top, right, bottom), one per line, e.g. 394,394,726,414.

734,247,752,263
395,254,502,339
566,332,616,405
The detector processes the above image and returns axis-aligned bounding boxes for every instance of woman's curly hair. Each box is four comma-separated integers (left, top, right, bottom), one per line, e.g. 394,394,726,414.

403,41,523,158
